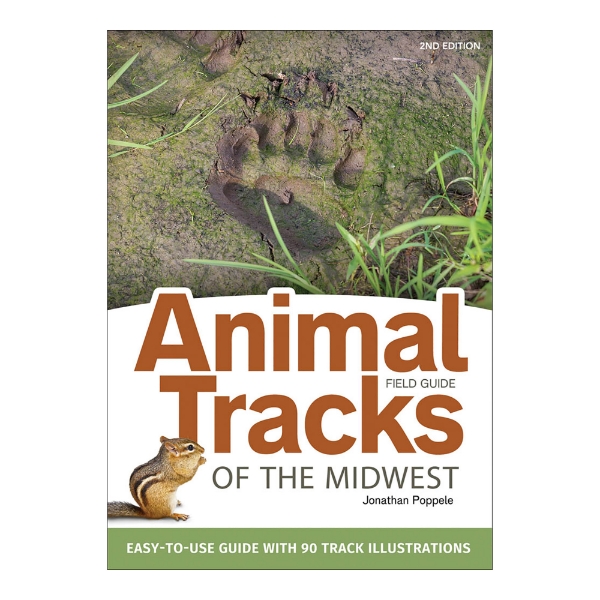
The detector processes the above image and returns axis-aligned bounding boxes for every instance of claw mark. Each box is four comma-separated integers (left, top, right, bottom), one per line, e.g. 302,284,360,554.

282,188,293,204
239,92,261,110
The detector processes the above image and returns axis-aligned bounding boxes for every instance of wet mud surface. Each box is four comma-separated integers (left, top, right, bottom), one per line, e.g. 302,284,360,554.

108,30,492,308
207,69,367,254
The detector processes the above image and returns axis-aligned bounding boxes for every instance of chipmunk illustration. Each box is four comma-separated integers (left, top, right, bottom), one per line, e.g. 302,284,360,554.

108,436,206,521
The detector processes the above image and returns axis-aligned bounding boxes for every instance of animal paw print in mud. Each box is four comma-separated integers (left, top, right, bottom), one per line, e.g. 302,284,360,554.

207,70,367,255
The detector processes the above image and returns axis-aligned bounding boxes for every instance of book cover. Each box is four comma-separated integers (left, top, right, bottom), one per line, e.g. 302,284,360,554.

107,29,492,570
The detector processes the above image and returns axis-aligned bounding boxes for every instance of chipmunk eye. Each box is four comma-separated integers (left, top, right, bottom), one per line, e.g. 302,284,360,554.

187,444,194,451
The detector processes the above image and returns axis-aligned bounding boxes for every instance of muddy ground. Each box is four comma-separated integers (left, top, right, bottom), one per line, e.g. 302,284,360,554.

107,30,492,309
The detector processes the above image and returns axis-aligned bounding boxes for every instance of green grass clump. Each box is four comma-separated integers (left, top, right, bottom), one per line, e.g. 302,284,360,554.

107,53,168,151
107,52,236,158
424,56,492,219
339,58,492,307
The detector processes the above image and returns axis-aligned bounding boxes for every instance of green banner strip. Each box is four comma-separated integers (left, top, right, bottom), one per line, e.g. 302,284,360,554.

108,528,491,569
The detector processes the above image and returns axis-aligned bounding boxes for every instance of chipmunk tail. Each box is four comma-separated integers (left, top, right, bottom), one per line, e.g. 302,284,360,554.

108,501,145,518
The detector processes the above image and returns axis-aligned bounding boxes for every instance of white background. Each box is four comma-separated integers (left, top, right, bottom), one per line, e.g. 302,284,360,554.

2,4,598,599
108,289,491,528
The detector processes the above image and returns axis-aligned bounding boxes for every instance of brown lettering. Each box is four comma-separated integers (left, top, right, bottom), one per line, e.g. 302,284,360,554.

248,395,301,453
214,394,247,452
305,395,356,454
384,313,436,372
159,375,217,441
361,376,416,453
273,314,290,371
298,313,377,371
414,394,463,454
441,293,468,371
135,293,209,371
216,314,265,371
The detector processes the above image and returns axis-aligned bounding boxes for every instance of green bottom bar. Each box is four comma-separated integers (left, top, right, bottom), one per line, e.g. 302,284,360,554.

108,528,491,569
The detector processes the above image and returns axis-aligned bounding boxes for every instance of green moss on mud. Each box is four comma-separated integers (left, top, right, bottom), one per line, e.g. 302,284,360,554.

108,30,491,308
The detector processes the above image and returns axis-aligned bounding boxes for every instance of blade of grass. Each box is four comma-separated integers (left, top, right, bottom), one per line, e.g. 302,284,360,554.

107,53,138,90
249,254,325,294
107,139,152,149
109,94,238,158
261,196,305,277
336,223,382,295
426,147,470,174
453,73,476,104
380,215,473,241
183,258,323,294
108,79,168,109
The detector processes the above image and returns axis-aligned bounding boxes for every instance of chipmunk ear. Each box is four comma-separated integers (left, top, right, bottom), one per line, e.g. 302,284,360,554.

164,441,180,456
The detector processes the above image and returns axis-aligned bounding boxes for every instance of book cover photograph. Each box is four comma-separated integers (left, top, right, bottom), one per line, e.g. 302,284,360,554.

107,30,492,570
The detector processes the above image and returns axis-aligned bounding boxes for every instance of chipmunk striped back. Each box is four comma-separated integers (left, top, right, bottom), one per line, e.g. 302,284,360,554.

129,456,166,513
108,436,206,520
